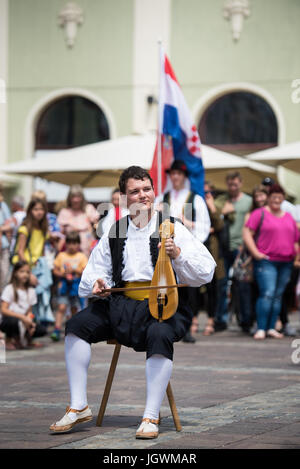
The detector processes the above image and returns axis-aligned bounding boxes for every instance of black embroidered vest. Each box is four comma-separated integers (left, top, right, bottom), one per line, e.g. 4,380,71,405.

108,212,177,289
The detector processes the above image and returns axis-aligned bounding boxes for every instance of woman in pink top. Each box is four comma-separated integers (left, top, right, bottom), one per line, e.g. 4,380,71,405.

57,185,99,258
243,184,299,340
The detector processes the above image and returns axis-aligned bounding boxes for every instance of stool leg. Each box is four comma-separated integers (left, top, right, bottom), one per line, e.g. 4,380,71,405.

166,382,182,432
96,343,122,427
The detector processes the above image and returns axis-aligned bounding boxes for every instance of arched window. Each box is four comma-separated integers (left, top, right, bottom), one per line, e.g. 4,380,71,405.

35,96,110,149
198,92,278,155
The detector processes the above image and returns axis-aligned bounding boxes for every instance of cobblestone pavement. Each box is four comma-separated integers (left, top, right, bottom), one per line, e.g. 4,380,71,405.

1,314,300,450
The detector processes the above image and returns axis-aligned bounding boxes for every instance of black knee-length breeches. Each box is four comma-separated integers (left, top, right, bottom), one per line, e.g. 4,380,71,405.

65,294,193,361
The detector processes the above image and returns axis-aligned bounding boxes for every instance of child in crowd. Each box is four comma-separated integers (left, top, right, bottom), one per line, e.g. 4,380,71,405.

51,231,88,341
11,197,55,327
11,197,55,324
0,261,42,350
12,198,49,269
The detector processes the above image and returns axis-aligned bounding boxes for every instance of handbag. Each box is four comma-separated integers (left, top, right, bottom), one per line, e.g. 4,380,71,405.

233,248,254,282
233,209,265,283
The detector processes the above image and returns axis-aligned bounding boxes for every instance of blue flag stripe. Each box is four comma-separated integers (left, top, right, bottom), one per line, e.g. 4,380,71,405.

163,104,205,197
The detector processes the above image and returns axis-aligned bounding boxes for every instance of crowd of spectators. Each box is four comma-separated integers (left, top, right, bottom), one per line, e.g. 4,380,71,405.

201,173,300,340
0,184,100,350
0,171,299,351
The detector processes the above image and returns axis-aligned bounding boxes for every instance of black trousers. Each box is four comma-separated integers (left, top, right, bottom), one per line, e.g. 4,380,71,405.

65,294,192,361
186,287,200,317
280,267,298,325
0,316,47,339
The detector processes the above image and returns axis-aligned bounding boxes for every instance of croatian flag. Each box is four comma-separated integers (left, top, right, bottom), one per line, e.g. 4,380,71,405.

150,48,205,197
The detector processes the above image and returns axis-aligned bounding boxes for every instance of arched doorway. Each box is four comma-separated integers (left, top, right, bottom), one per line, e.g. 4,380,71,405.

198,91,278,156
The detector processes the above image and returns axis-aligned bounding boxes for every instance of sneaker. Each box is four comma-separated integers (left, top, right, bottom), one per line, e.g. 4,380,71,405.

49,405,92,433
281,324,297,337
50,329,61,342
241,325,251,334
214,321,227,332
182,332,196,343
136,418,159,439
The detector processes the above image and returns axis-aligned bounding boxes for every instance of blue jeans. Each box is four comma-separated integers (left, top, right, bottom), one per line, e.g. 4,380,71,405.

214,277,228,324
254,259,293,331
215,250,238,325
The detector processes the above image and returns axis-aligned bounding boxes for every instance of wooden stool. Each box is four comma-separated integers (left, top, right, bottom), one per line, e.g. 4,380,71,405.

96,340,182,431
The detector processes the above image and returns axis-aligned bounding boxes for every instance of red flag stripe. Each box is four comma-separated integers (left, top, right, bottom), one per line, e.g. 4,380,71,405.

164,55,180,87
149,135,174,196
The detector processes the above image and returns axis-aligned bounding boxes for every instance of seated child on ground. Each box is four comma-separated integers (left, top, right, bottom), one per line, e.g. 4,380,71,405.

0,261,40,350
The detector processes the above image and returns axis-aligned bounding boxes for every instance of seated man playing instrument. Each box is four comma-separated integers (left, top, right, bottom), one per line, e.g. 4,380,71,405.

50,166,216,439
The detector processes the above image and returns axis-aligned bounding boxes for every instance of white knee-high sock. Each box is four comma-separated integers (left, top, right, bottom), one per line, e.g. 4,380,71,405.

65,333,91,412
143,354,173,420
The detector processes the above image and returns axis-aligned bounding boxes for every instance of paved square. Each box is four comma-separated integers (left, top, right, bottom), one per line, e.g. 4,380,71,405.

1,315,300,449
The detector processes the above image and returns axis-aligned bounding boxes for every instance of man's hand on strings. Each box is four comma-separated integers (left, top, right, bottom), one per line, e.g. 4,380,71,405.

158,238,181,260
92,278,111,298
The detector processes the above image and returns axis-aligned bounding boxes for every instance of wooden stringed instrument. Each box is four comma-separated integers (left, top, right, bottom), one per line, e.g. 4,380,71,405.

101,218,185,319
148,219,178,322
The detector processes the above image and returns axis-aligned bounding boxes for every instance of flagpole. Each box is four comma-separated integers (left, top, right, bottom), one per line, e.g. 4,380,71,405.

157,39,162,196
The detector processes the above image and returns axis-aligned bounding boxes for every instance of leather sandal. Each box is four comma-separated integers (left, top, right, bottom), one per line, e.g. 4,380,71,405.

136,418,159,439
49,405,92,433
203,324,215,336
267,329,284,339
253,329,266,340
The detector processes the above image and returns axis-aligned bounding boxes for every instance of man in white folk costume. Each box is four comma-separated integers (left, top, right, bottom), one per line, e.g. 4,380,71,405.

50,166,216,439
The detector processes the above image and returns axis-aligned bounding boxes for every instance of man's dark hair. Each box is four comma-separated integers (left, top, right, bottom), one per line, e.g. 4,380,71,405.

226,171,242,182
66,231,81,244
119,166,154,194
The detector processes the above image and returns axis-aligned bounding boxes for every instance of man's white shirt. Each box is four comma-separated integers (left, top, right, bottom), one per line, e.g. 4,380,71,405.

155,188,210,243
79,211,216,298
